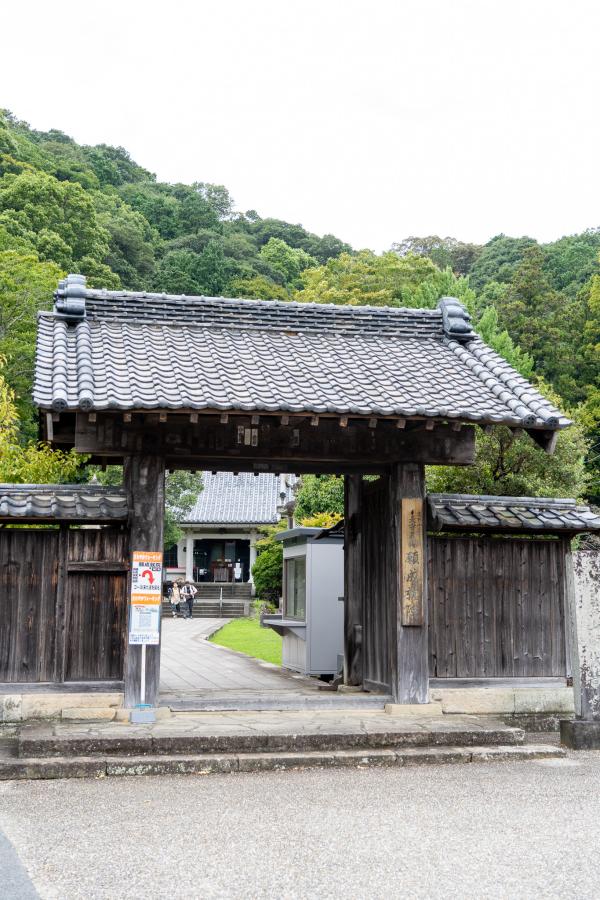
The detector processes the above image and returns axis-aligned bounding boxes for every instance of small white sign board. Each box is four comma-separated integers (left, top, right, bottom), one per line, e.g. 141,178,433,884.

128,550,163,646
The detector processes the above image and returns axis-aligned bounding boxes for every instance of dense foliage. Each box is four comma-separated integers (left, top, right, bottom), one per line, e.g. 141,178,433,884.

251,533,283,605
0,109,598,511
0,361,83,482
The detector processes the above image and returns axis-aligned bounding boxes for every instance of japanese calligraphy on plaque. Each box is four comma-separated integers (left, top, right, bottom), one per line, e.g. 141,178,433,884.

401,498,424,626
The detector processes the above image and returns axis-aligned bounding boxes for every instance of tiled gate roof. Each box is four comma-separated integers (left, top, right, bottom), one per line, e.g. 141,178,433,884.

33,274,568,433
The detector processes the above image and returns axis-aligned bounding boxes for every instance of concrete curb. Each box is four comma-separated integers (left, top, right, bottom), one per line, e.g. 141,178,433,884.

0,744,565,781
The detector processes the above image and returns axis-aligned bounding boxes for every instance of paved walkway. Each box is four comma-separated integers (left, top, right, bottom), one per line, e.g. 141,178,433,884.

159,618,320,700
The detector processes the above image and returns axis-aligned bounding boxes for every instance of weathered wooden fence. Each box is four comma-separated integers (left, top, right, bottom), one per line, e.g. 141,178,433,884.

427,535,568,678
0,516,573,689
0,526,129,685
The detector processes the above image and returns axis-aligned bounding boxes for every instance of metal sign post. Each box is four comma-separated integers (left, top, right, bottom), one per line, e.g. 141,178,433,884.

128,550,163,723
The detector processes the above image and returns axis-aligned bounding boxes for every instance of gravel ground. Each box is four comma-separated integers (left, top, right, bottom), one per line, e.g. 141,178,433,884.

1,753,599,899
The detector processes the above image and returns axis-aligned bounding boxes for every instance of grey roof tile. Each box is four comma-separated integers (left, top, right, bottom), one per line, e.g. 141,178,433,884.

0,484,128,523
182,472,292,525
32,276,569,430
428,494,600,534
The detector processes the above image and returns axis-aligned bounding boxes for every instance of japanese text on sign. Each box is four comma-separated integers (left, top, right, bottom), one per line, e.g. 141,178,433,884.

401,499,424,627
129,550,163,645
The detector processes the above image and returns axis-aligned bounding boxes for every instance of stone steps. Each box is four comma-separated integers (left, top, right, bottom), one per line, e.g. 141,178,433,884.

160,692,393,713
162,601,247,618
0,743,565,780
18,721,526,759
194,584,252,600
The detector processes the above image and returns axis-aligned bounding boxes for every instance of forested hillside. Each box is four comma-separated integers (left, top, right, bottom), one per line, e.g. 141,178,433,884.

0,109,598,504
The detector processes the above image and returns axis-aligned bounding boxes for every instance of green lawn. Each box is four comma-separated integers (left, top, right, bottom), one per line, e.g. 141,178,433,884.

209,615,282,666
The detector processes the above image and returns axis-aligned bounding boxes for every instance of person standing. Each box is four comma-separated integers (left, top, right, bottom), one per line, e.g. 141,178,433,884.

182,580,197,619
170,580,182,618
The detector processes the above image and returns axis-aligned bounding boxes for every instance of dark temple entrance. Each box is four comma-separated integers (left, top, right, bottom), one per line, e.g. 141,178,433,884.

193,539,251,583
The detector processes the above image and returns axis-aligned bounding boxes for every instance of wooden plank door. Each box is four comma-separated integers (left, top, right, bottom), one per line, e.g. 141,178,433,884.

63,529,129,682
0,530,59,682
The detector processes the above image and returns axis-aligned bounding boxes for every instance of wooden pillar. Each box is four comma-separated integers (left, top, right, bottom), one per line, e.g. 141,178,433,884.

343,474,363,686
123,455,166,708
561,550,600,748
389,462,429,704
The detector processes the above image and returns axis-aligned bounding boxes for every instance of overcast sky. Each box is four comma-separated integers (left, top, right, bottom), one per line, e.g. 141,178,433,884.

2,0,599,251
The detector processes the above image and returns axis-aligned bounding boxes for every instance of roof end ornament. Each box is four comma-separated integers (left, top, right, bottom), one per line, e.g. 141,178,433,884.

54,273,87,323
438,296,474,342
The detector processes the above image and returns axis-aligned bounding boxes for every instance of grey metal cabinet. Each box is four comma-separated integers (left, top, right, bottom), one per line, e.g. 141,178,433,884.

263,527,344,677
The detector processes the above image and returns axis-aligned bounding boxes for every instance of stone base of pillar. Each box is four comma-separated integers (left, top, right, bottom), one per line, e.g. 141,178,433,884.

560,719,600,749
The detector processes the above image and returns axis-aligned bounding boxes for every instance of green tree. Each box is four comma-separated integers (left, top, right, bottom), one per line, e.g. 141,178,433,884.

0,359,85,482
164,470,204,548
251,535,283,604
192,182,234,220
153,242,228,296
295,251,440,307
580,270,600,502
468,234,538,291
542,230,600,295
83,144,153,187
427,419,588,499
93,191,158,287
259,237,317,286
495,246,584,402
119,182,180,239
0,250,64,433
0,169,109,264
249,217,352,264
392,235,482,276
295,475,345,519
228,274,290,301
171,183,221,235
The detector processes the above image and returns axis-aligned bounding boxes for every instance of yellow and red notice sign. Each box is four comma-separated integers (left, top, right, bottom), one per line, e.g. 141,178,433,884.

129,550,163,645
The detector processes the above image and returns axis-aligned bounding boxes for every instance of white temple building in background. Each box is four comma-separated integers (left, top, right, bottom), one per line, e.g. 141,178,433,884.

164,471,295,586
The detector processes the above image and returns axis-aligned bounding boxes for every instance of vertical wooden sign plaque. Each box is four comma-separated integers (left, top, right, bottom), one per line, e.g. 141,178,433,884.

401,498,424,626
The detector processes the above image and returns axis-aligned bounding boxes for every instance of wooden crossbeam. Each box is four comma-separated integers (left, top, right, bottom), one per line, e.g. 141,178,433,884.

73,412,476,468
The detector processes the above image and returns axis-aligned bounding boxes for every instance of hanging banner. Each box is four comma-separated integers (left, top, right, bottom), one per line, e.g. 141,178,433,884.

128,550,163,645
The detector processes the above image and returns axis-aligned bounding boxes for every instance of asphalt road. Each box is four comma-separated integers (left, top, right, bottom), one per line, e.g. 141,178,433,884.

1,754,599,899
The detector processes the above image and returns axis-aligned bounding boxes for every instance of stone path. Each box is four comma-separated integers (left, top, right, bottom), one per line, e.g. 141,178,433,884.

159,617,322,702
